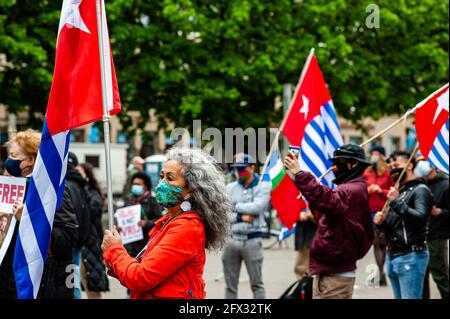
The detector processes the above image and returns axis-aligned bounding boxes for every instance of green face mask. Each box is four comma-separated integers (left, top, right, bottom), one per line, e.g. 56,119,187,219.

155,180,183,208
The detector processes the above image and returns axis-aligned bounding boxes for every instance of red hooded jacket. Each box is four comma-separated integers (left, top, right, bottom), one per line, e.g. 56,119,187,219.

103,212,206,299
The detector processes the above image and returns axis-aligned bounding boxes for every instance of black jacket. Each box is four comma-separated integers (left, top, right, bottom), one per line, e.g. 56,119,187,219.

426,172,449,240
66,170,90,249
378,179,433,258
123,192,162,258
81,185,109,292
37,182,79,299
0,223,19,298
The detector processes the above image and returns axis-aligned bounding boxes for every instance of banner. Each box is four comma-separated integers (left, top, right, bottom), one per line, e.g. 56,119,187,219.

115,204,144,245
0,176,27,266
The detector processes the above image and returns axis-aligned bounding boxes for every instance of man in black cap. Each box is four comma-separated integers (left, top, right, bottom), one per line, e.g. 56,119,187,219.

222,153,271,299
284,144,374,299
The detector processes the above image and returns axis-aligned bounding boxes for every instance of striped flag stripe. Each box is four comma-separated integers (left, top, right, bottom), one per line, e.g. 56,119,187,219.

271,169,285,190
323,102,341,131
303,124,332,169
25,180,52,259
322,104,342,150
14,127,70,299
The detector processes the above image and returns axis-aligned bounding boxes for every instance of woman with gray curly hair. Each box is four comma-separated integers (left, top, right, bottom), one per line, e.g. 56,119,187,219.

102,147,232,299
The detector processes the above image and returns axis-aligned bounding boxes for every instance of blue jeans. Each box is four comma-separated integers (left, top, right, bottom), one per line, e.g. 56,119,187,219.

386,250,429,299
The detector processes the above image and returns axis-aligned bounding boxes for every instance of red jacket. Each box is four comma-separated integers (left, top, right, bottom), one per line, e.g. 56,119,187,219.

103,212,206,299
294,172,374,275
363,168,393,212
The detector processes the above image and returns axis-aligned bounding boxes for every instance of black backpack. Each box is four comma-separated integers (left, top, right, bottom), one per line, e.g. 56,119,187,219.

280,275,313,300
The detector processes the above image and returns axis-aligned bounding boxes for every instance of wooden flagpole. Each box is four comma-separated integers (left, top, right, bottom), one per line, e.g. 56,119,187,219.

375,142,420,224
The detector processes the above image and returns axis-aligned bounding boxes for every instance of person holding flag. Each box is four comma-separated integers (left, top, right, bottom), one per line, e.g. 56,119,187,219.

374,151,433,299
284,144,374,299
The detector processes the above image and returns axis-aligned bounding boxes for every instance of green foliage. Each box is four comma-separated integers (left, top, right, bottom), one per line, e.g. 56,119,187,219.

0,0,448,132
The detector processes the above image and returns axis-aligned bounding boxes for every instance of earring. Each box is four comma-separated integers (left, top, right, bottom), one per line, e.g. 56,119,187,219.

180,194,192,212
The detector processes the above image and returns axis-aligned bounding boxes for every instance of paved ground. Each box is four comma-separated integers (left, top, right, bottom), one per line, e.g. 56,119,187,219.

90,236,441,299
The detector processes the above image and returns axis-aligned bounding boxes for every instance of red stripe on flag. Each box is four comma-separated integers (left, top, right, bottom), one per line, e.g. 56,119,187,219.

271,175,306,230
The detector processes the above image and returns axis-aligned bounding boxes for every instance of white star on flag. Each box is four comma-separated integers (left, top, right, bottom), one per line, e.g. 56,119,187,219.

299,95,309,120
58,0,91,39
433,88,449,124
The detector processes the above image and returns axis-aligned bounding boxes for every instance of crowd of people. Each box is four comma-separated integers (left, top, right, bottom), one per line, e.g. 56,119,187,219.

0,129,448,300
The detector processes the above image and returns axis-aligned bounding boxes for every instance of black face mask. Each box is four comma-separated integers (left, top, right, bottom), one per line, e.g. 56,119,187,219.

5,158,23,177
390,167,406,183
332,160,366,185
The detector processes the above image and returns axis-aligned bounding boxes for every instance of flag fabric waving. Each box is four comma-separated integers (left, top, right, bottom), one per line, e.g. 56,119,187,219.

415,84,449,174
281,50,344,187
263,148,306,230
46,0,121,135
14,0,121,299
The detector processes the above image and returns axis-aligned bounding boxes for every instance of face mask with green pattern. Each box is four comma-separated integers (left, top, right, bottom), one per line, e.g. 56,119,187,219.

155,180,183,208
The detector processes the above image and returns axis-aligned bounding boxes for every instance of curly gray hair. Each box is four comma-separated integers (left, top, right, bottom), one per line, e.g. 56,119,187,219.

165,147,232,250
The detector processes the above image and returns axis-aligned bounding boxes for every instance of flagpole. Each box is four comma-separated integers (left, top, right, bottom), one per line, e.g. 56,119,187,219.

317,104,420,182
96,0,114,230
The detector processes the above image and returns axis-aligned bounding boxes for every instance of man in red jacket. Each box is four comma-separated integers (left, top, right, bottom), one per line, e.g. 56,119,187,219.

284,144,374,299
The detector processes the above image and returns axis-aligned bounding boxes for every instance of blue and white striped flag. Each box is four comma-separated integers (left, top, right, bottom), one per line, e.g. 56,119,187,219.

429,118,449,174
13,122,70,299
299,101,344,188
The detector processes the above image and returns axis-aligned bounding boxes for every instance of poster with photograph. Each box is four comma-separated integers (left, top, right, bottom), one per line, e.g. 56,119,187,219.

115,204,144,245
0,176,27,266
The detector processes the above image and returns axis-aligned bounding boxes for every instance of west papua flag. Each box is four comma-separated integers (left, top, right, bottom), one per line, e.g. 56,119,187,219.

13,0,120,298
415,84,449,174
282,49,344,188
46,0,121,134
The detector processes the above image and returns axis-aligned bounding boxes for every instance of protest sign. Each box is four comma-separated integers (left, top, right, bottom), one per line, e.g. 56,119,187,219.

0,176,27,265
115,204,144,245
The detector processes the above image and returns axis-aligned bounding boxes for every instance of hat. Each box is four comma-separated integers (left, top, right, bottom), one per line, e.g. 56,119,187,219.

331,144,371,166
68,152,79,167
369,145,386,156
230,153,256,167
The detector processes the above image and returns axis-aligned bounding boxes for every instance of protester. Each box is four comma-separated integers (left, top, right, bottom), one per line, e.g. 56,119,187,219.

284,144,374,299
0,129,40,298
101,147,232,299
222,153,271,299
123,171,162,259
293,206,316,280
77,163,109,299
414,158,449,299
123,156,145,195
364,145,393,286
0,129,79,299
374,151,433,299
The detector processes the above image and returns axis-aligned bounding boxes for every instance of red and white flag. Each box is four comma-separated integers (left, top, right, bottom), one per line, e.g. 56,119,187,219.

46,0,121,135
415,83,449,174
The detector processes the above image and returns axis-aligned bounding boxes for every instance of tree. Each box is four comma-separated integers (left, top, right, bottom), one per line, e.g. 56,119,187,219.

1,0,448,134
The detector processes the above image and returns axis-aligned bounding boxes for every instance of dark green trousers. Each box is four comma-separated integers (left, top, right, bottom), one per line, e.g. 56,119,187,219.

426,239,449,299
